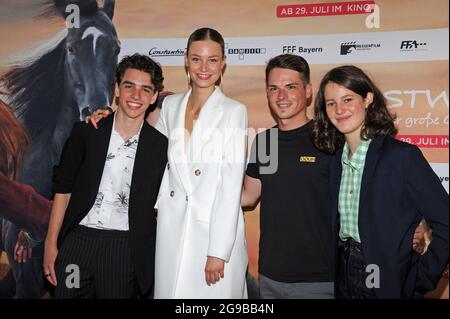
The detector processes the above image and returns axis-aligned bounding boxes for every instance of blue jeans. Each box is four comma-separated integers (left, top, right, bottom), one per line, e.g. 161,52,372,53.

336,238,377,299
1,219,46,298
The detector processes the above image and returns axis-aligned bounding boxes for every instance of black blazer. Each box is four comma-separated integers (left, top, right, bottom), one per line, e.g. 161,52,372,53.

53,114,167,295
330,136,448,298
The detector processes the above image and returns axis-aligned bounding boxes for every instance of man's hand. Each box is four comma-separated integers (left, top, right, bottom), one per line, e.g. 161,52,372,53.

84,109,111,129
14,230,32,263
413,219,432,255
205,256,225,286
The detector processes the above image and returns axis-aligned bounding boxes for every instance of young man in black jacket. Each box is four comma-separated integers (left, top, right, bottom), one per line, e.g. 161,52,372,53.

43,54,168,298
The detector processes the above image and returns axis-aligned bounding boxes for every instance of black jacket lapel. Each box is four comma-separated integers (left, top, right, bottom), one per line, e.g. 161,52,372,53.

359,136,385,211
358,136,385,244
90,114,114,196
330,149,343,233
129,122,153,202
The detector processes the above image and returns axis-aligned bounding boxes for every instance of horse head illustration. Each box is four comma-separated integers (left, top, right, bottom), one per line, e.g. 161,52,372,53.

1,0,119,198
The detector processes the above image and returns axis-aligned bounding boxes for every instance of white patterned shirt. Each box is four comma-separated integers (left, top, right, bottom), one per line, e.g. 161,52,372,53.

79,115,142,230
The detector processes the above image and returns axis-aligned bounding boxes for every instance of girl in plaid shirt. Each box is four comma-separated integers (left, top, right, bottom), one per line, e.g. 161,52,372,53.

312,65,448,299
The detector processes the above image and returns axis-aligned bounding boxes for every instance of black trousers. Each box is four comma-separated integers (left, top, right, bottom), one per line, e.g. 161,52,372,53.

55,225,138,299
336,238,377,299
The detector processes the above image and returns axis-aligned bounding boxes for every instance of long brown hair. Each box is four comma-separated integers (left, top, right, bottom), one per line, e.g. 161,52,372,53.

312,65,397,154
0,97,30,180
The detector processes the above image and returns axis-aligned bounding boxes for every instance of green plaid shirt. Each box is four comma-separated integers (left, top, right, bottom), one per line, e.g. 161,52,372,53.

338,139,372,243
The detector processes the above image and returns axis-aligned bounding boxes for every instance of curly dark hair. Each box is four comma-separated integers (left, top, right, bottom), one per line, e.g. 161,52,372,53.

312,65,397,154
115,53,164,93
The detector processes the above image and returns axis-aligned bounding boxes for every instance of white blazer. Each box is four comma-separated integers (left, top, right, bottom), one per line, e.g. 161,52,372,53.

154,87,248,299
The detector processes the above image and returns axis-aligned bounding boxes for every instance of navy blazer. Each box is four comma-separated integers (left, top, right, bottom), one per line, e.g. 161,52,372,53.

53,114,168,295
330,136,448,298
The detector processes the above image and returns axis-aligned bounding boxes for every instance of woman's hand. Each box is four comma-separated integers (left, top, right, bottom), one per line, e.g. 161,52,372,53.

84,109,111,129
204,256,225,286
43,240,59,286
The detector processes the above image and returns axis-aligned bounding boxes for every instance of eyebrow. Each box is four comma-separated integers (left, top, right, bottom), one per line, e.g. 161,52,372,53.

268,82,302,87
326,94,354,102
122,80,154,91
189,54,221,58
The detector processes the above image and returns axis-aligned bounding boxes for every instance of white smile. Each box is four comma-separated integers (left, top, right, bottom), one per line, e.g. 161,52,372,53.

197,73,212,80
276,103,291,109
127,101,142,109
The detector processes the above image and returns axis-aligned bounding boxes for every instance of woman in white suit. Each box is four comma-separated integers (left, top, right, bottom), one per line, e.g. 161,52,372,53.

153,28,248,299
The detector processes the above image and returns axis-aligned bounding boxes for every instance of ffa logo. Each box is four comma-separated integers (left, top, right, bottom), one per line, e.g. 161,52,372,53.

300,156,316,163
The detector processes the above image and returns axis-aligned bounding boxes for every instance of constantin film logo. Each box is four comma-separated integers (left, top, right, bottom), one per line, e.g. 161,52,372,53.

226,43,267,60
400,40,428,52
340,41,381,55
148,47,186,57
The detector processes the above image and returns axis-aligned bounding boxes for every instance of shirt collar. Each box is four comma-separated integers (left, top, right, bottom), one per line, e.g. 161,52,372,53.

341,139,372,171
112,112,144,144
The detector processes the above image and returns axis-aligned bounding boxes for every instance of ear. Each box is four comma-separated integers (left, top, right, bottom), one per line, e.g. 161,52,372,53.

150,91,159,106
71,0,99,16
221,55,227,70
365,92,374,109
101,0,115,20
184,54,190,78
42,0,97,19
48,0,68,17
305,83,313,100
114,82,120,98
